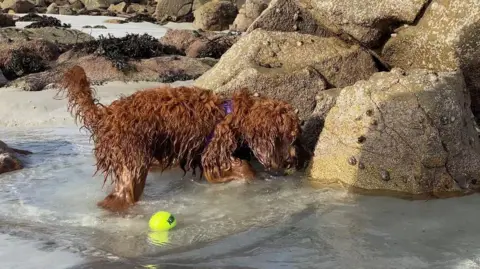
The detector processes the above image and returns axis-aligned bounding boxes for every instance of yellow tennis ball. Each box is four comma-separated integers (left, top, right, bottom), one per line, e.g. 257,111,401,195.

149,211,177,231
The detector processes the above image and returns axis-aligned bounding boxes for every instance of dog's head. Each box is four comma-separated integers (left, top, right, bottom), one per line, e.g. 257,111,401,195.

236,93,310,174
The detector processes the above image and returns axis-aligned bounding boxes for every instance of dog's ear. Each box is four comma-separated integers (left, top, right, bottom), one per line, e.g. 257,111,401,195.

201,116,238,179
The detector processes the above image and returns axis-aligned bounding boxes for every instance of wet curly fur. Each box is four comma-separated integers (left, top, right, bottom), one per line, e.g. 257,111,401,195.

59,65,305,212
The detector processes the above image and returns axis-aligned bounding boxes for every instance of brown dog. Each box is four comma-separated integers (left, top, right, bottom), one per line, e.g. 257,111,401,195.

59,65,305,212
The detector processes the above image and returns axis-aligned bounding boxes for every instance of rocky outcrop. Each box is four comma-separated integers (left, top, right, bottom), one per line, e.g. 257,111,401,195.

0,40,61,80
0,27,94,44
107,2,127,13
79,0,109,10
8,54,217,91
193,0,238,31
230,0,269,31
1,0,35,13
155,0,194,22
159,29,240,59
0,70,7,87
0,13,15,27
247,0,429,48
382,0,480,119
308,69,480,197
46,3,59,14
194,29,378,120
0,140,31,175
301,88,340,152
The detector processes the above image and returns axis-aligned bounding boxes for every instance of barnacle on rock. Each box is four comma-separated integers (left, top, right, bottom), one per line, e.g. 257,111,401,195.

70,33,167,72
348,156,357,166
380,170,391,181
1,48,47,80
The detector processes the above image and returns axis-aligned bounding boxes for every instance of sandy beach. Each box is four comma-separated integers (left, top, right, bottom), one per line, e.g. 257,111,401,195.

0,80,193,128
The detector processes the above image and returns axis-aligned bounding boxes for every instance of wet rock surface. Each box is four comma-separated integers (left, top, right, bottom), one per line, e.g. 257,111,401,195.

309,69,480,196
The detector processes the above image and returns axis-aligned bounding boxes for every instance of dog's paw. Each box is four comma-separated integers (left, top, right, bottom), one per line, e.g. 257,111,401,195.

97,194,133,212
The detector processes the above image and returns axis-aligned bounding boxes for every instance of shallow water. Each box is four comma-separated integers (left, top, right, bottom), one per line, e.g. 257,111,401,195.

1,127,480,269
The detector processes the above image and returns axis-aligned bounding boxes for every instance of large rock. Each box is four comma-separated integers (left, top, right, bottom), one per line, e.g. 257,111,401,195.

46,3,60,14
0,140,30,175
8,54,218,91
0,70,7,87
80,0,109,10
107,1,127,13
159,29,240,58
1,0,35,13
382,0,480,119
194,29,378,120
0,27,94,44
0,13,15,27
309,68,480,197
0,40,61,80
193,0,238,31
247,0,429,48
155,0,193,21
230,0,269,31
301,88,340,152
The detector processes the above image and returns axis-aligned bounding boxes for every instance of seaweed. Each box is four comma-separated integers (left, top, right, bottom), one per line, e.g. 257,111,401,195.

82,25,108,29
24,15,71,29
125,14,156,23
17,13,43,22
71,33,166,72
1,48,47,80
158,70,199,83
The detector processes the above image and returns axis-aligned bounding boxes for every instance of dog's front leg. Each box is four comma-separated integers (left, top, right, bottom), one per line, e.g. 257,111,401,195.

97,167,148,212
203,157,256,183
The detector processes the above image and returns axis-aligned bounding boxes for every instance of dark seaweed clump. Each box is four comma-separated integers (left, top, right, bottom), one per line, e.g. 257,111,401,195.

25,15,71,29
1,48,47,80
125,14,156,23
158,69,198,83
71,33,166,72
17,13,43,22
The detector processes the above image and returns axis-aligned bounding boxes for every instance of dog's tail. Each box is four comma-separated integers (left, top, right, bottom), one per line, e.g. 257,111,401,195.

59,65,104,132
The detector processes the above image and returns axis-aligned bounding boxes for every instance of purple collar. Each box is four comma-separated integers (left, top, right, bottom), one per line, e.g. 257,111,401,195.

205,100,233,145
